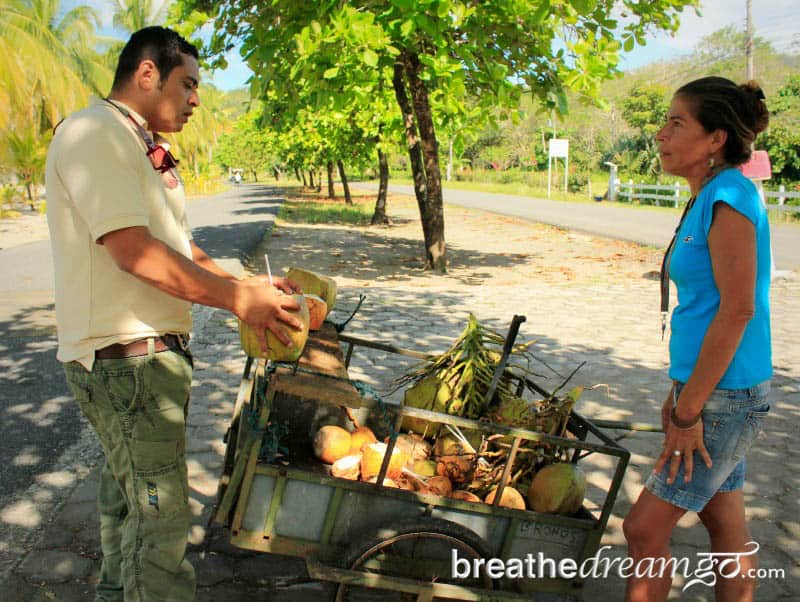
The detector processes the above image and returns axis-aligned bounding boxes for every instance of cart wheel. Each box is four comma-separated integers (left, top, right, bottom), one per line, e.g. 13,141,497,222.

335,517,495,601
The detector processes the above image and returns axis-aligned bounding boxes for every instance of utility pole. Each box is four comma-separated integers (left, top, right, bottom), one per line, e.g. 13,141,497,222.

745,0,754,79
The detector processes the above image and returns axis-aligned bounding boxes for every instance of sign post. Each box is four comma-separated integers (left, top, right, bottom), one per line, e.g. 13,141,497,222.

548,138,569,198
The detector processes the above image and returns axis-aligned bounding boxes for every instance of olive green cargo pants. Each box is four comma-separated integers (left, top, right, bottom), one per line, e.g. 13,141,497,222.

64,345,195,602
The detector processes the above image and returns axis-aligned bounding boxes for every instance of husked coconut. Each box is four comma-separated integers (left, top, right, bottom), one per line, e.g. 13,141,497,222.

313,425,352,464
349,426,377,454
485,486,526,510
360,442,409,481
331,454,361,480
425,475,453,497
392,433,432,463
449,490,482,504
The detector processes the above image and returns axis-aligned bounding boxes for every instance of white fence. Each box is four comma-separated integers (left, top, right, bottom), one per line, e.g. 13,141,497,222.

616,180,800,212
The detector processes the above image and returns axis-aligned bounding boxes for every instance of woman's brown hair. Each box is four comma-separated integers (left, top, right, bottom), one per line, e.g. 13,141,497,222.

676,76,769,166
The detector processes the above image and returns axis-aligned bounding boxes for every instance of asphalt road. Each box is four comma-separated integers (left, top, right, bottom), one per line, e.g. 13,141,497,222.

0,184,283,513
354,182,800,271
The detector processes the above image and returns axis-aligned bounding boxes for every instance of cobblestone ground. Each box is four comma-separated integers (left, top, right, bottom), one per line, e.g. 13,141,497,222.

3,196,798,601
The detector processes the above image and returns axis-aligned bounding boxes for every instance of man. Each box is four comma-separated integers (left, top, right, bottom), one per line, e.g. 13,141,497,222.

45,27,300,601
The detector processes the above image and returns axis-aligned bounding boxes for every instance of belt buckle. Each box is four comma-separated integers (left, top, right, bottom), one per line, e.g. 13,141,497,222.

176,333,190,352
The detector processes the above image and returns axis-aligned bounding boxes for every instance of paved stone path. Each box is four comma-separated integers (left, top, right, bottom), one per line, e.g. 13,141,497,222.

1,191,797,601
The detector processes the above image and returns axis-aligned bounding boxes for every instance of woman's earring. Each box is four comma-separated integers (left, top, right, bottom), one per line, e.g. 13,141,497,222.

708,157,715,168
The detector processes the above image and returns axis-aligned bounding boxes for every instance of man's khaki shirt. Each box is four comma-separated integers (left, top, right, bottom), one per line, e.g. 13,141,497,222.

45,98,193,369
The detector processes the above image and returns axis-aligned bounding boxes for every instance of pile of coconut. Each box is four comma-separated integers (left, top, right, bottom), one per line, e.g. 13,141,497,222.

312,423,586,515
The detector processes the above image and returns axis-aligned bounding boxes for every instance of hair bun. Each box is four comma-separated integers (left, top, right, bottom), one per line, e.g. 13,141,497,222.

739,81,769,135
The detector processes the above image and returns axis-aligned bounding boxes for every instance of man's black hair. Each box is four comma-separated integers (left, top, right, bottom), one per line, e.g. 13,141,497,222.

112,26,199,90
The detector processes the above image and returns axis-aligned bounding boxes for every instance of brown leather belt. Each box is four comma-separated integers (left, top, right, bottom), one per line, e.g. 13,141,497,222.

95,334,190,360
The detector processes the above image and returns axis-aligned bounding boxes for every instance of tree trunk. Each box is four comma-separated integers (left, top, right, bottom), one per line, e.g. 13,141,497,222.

337,160,352,205
316,167,322,193
25,181,35,211
252,169,258,182
301,170,307,187
308,170,315,189
295,167,302,182
371,148,390,225
392,58,438,269
403,51,447,271
327,161,335,198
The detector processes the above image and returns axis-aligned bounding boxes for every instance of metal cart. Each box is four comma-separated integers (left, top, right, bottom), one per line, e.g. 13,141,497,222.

212,322,631,601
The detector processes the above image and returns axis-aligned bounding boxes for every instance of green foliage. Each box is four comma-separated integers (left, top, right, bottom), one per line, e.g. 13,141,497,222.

622,84,670,138
759,75,800,183
215,109,278,181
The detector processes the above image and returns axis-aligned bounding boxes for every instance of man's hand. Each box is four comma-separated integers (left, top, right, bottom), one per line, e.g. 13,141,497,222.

241,275,302,295
234,282,303,352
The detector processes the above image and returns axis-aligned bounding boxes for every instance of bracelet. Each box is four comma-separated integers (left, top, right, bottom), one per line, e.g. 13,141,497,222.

670,406,701,430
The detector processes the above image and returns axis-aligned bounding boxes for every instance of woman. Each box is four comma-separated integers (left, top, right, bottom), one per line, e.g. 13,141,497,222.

623,77,772,602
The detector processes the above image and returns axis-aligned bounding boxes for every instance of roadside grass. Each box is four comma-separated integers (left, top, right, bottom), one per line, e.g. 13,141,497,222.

279,184,376,225
380,175,800,223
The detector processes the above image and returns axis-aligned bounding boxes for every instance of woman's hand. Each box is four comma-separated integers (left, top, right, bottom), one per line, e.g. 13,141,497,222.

653,417,712,485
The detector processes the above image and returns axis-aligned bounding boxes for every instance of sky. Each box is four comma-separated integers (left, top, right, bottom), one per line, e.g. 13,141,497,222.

74,0,798,91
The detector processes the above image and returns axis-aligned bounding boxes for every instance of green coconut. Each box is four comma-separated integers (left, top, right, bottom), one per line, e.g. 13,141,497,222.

238,293,310,361
401,375,451,436
527,463,587,516
286,267,337,313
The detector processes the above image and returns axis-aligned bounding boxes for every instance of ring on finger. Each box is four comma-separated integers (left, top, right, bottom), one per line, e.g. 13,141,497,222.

673,449,682,457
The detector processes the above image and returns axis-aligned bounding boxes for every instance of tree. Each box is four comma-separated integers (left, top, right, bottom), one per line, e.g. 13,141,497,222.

0,0,110,206
215,109,278,182
176,0,697,270
111,0,170,33
759,75,800,183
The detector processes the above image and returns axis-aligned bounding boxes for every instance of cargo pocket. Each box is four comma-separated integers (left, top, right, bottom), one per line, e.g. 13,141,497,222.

132,440,188,520
132,441,191,579
732,406,770,462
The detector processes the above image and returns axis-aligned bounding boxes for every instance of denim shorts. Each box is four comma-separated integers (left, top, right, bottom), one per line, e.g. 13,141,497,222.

645,380,770,512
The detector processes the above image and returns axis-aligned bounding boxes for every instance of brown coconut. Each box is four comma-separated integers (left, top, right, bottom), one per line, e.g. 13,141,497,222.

313,425,352,464
485,486,527,510
349,426,377,454
449,490,482,504
305,294,328,331
360,442,409,481
425,475,453,497
394,474,417,491
330,454,361,480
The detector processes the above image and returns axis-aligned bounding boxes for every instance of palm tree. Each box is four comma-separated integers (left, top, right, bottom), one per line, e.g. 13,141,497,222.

0,0,110,207
110,0,170,33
